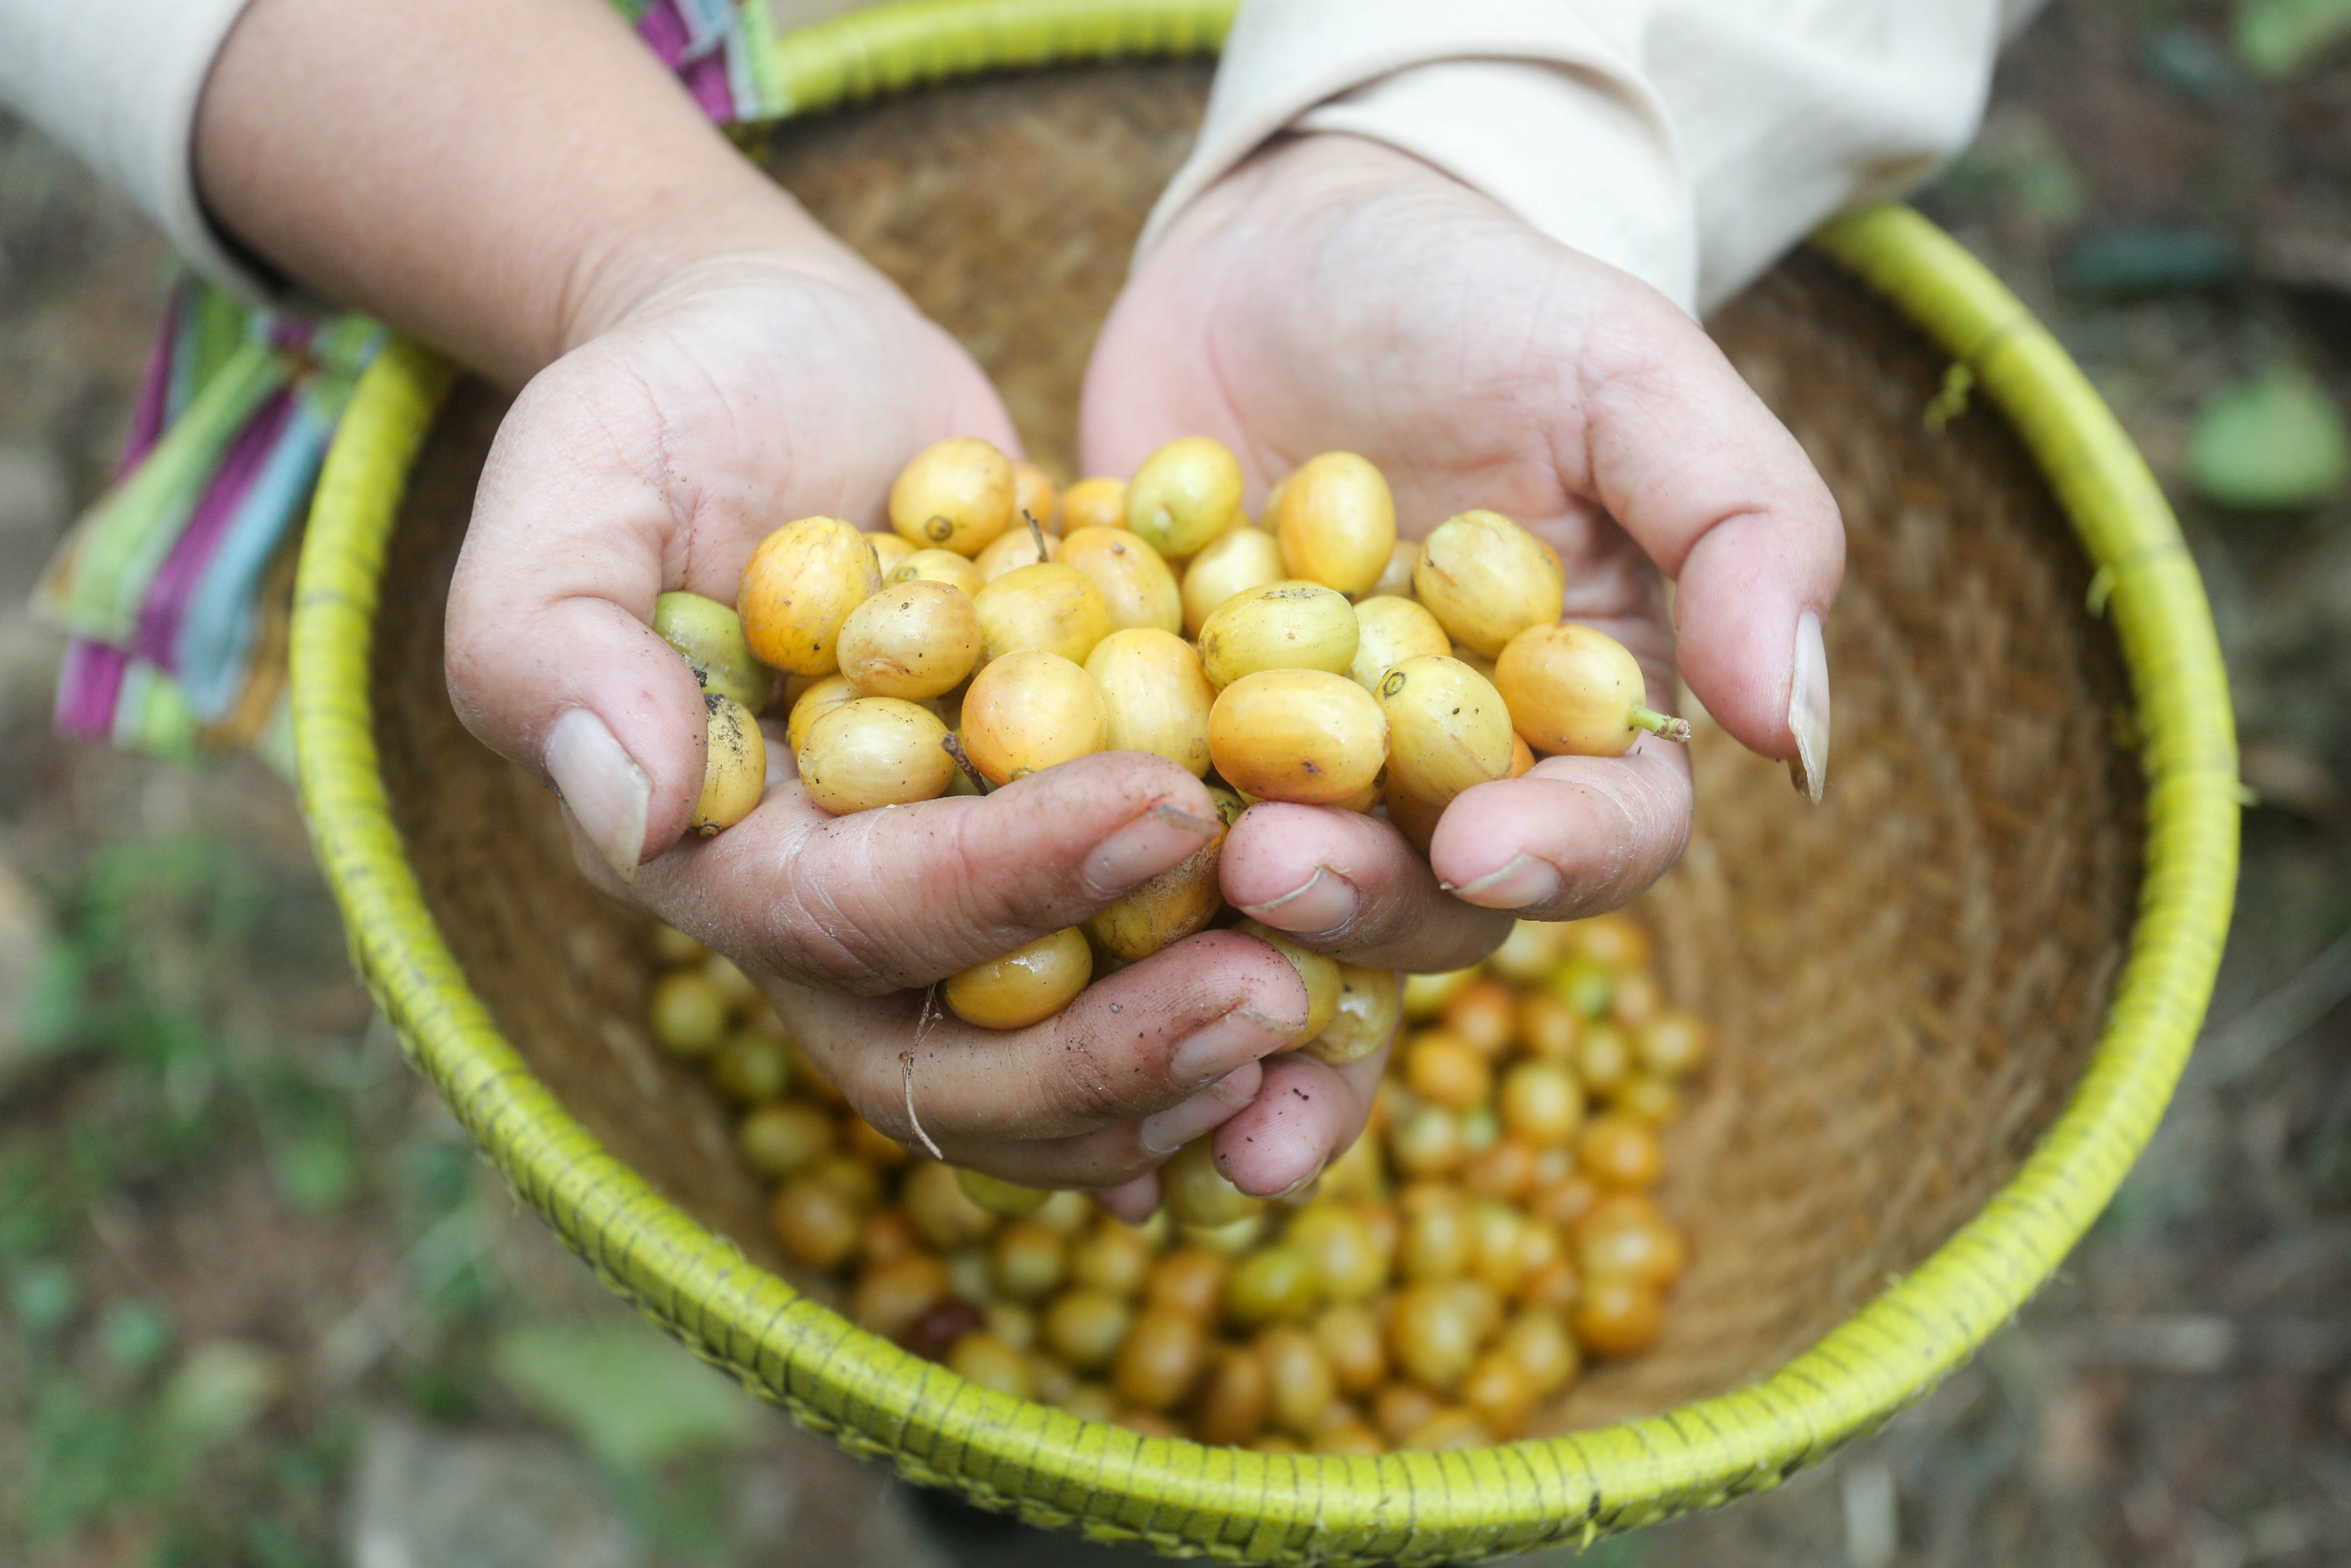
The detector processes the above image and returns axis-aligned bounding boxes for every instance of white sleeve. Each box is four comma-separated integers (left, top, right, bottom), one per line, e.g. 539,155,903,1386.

1142,0,2029,317
0,0,270,298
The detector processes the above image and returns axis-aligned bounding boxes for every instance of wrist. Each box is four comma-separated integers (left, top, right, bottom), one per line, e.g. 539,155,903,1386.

550,173,856,356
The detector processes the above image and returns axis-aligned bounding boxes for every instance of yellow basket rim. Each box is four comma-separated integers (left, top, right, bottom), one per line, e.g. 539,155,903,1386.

288,3,2239,1560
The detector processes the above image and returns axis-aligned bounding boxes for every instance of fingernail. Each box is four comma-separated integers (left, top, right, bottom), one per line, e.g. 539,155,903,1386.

1235,866,1357,933
546,708,650,882
1141,1067,1258,1155
1082,802,1222,895
1271,1159,1327,1202
1788,608,1830,804
1442,852,1560,910
1170,1007,1286,1087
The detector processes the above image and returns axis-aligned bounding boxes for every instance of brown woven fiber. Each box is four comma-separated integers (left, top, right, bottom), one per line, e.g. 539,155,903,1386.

365,62,2139,1445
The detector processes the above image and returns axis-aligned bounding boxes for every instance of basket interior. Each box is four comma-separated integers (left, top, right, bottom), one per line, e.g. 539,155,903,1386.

365,62,2143,1435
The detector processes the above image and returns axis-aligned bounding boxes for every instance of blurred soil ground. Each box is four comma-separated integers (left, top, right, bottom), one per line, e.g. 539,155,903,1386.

2,2,2349,1564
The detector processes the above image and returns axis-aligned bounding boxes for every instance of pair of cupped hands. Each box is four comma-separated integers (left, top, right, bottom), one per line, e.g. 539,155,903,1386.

441,132,1843,1220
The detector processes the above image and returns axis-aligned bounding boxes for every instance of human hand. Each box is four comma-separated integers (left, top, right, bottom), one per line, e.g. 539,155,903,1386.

1079,132,1843,1200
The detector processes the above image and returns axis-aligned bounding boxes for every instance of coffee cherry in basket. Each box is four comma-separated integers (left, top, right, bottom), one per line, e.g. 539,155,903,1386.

835,580,981,700
1376,654,1518,808
960,650,1107,786
739,517,884,676
1493,621,1692,755
1411,510,1566,658
890,437,1015,557
1208,670,1387,806
1272,452,1398,598
653,591,774,711
690,694,767,834
943,928,1093,1029
796,698,954,815
1125,437,1243,560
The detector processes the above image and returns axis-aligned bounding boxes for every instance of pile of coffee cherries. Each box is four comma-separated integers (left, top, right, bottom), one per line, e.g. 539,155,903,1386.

654,435,1688,1052
645,911,1706,1452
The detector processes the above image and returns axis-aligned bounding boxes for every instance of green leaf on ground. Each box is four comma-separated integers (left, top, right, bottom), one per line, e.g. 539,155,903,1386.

158,1341,283,1450
2188,365,2351,511
491,1322,759,1471
2237,0,2351,78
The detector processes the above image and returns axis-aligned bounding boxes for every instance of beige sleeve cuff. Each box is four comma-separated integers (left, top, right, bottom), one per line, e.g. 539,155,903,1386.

1143,0,2008,318
0,0,275,301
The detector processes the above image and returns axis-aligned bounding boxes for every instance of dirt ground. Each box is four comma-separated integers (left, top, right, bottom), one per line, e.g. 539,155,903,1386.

3,3,2349,1564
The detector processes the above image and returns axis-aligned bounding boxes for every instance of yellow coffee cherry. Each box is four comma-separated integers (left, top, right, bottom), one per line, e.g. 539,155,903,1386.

1388,1281,1479,1392
1257,1324,1340,1437
901,1159,998,1250
1061,476,1127,533
1060,526,1182,634
947,1330,1034,1398
1208,670,1387,806
796,697,955,815
1112,1307,1208,1412
1411,510,1567,657
835,580,981,700
1124,436,1243,559
1043,1289,1132,1372
889,437,1015,557
690,694,767,833
973,562,1113,666
1493,621,1691,755
1223,1245,1321,1330
784,673,858,757
1348,595,1452,693
1161,1135,1263,1228
1499,1059,1585,1146
867,532,916,577
1310,1305,1388,1401
1382,777,1444,856
960,650,1108,785
1286,1204,1388,1305
737,1101,833,1179
972,523,1061,582
1012,459,1061,535
990,1216,1070,1301
1233,919,1343,1047
889,547,986,600
1498,1307,1580,1397
1180,525,1287,638
1362,539,1420,601
1376,654,1518,808
1192,1344,1270,1446
1070,1222,1156,1299
1304,964,1402,1066
955,1167,1051,1218
1197,581,1360,688
739,517,882,676
1085,628,1213,777
649,969,729,1056
1083,823,1225,962
653,591,774,711
1273,452,1397,597
943,927,1093,1029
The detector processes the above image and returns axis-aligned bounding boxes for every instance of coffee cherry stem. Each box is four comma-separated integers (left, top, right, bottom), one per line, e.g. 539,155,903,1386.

1629,707,1692,744
942,731,995,794
1026,508,1048,557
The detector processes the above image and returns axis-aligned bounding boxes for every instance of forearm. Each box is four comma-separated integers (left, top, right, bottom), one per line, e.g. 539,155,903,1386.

192,0,833,386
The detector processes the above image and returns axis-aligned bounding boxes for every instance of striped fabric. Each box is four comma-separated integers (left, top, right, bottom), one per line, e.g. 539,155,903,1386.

36,0,755,773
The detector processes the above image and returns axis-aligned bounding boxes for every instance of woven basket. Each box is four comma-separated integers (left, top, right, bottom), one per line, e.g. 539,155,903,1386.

286,6,2239,1562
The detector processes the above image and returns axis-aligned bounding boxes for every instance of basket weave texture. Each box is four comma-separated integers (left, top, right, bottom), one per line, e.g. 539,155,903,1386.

287,14,2237,1565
